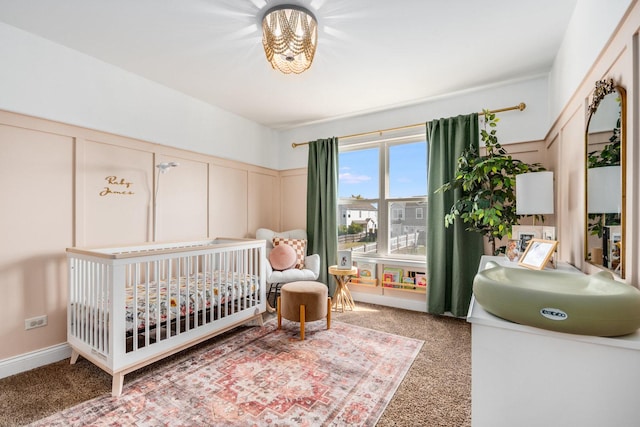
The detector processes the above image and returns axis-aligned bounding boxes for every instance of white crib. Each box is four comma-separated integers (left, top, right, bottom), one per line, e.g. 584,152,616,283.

67,238,266,396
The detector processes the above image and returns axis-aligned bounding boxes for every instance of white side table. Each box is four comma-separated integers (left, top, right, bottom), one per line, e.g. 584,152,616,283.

329,265,357,312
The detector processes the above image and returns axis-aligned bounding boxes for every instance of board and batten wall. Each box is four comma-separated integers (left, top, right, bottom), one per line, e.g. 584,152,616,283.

546,0,638,285
0,109,294,364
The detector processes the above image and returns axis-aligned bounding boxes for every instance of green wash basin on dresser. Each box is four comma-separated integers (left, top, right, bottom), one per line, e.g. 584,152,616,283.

473,262,640,337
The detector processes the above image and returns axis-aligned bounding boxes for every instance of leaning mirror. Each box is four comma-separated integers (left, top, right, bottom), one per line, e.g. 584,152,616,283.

585,79,626,278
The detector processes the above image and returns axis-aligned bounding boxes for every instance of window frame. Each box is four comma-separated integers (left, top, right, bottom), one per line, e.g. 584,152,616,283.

338,133,427,260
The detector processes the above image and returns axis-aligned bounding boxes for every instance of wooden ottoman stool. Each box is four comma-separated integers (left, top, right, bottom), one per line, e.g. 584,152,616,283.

277,281,331,340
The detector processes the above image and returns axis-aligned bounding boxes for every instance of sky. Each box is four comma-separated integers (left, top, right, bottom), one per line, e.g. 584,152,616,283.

338,141,427,199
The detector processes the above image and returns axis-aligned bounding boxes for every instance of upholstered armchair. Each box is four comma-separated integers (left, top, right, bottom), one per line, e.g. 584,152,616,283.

256,228,321,309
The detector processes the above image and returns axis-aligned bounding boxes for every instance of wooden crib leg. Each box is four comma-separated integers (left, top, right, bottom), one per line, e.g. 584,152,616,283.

70,349,80,365
112,373,124,397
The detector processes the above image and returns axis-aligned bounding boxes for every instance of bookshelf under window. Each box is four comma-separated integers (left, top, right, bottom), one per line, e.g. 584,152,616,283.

346,257,428,312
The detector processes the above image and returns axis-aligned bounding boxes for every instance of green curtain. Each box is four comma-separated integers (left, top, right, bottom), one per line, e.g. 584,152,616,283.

426,114,484,316
306,137,339,296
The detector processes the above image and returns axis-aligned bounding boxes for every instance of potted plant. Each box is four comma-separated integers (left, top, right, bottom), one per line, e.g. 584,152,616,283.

436,110,544,255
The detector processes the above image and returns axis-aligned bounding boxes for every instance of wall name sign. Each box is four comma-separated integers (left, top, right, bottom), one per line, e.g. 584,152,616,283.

100,176,135,196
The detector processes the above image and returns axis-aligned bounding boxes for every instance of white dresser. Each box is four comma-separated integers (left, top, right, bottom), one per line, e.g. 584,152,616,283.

467,255,640,427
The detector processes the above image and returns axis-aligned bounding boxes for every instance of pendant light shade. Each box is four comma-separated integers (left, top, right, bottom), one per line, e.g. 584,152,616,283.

262,5,317,74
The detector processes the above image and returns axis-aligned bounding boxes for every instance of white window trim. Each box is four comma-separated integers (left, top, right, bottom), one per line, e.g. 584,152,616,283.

339,132,427,259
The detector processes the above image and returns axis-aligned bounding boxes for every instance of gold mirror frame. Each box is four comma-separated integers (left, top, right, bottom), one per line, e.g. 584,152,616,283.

584,79,626,278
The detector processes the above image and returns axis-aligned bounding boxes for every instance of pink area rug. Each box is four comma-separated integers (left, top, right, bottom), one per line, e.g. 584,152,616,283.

32,320,423,426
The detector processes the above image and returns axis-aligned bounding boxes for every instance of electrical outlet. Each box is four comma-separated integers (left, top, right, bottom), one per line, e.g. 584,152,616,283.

25,315,48,330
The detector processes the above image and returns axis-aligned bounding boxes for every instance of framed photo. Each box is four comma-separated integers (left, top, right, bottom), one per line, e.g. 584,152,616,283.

337,250,352,270
512,225,542,251
607,226,622,270
518,239,558,270
542,226,556,241
506,239,520,262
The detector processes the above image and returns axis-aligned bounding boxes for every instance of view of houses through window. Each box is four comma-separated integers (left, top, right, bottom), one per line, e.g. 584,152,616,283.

338,138,427,259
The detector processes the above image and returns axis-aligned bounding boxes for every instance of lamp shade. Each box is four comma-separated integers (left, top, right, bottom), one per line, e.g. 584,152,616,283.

587,166,621,213
516,171,554,215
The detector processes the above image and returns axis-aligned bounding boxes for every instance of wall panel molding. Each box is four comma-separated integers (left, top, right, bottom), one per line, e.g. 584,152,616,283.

0,108,281,365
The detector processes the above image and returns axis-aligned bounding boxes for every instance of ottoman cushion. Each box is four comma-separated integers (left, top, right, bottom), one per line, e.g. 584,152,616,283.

280,281,328,322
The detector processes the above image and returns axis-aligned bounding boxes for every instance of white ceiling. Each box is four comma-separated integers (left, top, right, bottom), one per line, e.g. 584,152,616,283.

0,0,578,129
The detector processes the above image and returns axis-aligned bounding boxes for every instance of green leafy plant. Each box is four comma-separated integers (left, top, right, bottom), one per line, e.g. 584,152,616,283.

436,110,544,255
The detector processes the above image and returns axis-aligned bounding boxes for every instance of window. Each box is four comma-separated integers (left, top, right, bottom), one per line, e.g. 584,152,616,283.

338,135,427,258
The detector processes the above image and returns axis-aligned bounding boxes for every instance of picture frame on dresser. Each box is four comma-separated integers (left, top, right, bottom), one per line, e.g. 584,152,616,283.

512,225,542,252
518,238,558,270
506,239,520,262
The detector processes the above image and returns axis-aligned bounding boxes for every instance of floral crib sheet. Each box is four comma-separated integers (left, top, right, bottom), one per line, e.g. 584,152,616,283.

125,271,260,333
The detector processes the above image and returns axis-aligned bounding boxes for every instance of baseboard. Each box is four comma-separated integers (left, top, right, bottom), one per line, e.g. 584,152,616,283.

350,291,428,313
0,343,72,380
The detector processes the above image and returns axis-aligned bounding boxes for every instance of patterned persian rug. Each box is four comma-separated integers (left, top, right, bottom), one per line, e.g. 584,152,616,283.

31,320,423,426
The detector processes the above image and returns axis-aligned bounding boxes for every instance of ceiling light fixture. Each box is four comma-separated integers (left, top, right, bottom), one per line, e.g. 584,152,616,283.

262,5,317,74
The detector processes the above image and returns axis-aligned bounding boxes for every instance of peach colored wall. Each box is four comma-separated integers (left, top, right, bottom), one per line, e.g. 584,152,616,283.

155,155,209,242
209,162,249,239
0,122,73,360
280,168,308,231
77,140,153,246
248,171,280,233
0,110,280,361
555,106,585,267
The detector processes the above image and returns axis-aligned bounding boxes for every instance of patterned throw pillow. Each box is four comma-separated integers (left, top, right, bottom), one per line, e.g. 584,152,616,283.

272,237,306,269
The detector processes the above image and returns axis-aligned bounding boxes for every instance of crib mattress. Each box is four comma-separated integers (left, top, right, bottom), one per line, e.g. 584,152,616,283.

125,271,259,332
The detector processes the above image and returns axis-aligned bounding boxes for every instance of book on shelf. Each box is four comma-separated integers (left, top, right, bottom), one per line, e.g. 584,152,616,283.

415,273,427,287
402,276,415,284
383,273,395,287
357,262,376,278
382,267,403,284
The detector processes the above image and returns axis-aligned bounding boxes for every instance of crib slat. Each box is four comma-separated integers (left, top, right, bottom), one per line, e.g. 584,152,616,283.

191,255,198,329
145,262,150,349
133,263,139,353
168,259,174,338
154,260,161,344
97,263,103,353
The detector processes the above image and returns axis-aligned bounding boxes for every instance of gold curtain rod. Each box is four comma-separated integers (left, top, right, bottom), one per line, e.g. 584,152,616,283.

291,102,526,148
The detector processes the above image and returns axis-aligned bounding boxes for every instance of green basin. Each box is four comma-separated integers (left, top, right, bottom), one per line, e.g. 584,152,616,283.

473,262,640,336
